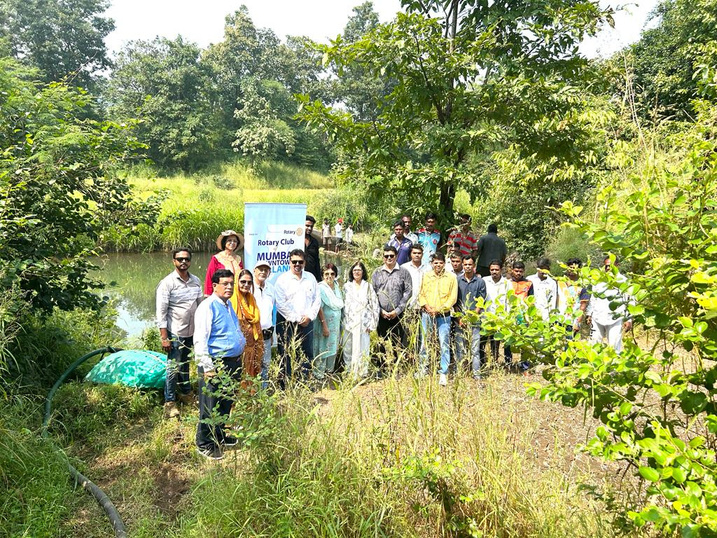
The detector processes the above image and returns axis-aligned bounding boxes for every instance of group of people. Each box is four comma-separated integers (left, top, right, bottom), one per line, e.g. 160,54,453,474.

155,215,633,460
321,217,353,252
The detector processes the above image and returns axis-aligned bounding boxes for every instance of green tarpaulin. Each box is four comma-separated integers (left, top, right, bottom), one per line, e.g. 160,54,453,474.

85,350,166,389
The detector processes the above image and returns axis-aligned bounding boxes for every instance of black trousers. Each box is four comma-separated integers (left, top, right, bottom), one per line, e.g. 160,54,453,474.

196,357,241,450
276,312,314,388
375,315,405,370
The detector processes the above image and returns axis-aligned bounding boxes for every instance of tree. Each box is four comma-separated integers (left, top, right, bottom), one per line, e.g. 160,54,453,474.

0,59,150,313
106,36,220,171
299,0,610,220
0,0,114,89
613,0,717,121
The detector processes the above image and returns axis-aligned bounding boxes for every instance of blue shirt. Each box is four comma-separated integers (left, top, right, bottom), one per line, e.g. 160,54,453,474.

456,273,487,315
416,228,441,266
193,294,246,371
388,236,413,265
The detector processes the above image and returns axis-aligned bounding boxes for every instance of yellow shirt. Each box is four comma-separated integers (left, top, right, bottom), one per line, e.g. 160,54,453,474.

418,271,458,314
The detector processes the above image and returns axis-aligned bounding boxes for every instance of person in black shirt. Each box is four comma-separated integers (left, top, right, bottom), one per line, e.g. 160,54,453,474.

304,215,322,282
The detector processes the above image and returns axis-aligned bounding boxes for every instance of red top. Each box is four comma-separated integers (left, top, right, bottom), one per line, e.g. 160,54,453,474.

204,253,243,296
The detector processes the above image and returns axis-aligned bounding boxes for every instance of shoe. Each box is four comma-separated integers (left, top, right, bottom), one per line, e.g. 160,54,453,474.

472,373,482,381
197,445,223,460
439,373,447,386
222,436,239,447
163,401,180,419
178,392,195,405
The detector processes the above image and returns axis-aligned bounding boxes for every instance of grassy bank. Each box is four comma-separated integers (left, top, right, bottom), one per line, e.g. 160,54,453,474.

43,368,629,537
103,160,395,253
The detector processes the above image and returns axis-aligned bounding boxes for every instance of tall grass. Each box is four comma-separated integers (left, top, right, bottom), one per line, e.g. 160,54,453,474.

176,368,610,537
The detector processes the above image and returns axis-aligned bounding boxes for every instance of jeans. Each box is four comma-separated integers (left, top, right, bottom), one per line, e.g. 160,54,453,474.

276,313,314,389
195,358,241,450
456,322,481,375
419,313,451,375
164,334,192,402
260,336,272,389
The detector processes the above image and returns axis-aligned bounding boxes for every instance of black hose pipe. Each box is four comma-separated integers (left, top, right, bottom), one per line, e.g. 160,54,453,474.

42,346,128,538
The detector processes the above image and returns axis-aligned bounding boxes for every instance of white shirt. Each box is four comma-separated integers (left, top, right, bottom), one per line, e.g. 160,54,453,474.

587,273,630,325
345,227,354,243
254,281,275,331
484,276,510,314
274,270,321,323
401,261,429,309
527,274,558,320
335,223,343,239
322,223,330,239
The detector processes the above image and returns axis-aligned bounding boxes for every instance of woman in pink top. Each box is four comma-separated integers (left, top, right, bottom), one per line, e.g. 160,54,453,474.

204,230,244,311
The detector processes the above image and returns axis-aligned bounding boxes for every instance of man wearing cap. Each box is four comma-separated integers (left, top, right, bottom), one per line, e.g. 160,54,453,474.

156,247,203,419
254,261,275,389
274,249,321,387
304,215,321,282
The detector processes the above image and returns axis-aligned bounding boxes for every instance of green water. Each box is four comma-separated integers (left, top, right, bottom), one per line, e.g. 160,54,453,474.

93,252,214,338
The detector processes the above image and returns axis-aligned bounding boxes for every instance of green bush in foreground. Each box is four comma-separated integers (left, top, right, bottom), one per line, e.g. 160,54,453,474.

483,103,717,535
0,400,72,536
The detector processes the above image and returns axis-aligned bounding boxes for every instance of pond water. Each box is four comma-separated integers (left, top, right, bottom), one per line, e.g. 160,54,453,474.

94,250,349,341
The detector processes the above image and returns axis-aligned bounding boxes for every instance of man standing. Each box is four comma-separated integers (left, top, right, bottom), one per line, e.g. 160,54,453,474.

586,255,632,354
557,258,589,337
506,261,534,368
455,256,486,379
253,261,275,389
322,218,330,249
416,212,441,266
156,248,203,419
527,258,558,322
446,252,464,276
345,224,354,245
371,245,412,374
304,215,321,282
388,221,413,265
334,218,343,251
481,260,511,365
402,215,419,245
274,249,321,387
418,252,458,385
448,214,478,258
475,224,508,277
194,269,246,460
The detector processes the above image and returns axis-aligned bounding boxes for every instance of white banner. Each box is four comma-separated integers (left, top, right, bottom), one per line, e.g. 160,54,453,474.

243,202,307,285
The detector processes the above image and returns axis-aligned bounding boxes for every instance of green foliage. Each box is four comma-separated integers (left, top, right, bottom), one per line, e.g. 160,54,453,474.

300,0,610,221
483,102,717,535
106,36,221,171
50,382,160,443
0,399,72,536
0,59,153,313
612,0,717,120
0,0,114,89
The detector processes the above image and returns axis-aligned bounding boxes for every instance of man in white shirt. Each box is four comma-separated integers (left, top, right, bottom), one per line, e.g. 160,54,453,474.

481,259,511,365
156,248,203,419
253,261,275,389
586,255,632,354
527,258,558,321
274,249,321,387
401,243,428,351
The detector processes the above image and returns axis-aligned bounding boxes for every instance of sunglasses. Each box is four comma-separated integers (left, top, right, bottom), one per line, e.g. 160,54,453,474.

383,254,396,259
291,260,305,265
323,271,336,276
174,257,191,262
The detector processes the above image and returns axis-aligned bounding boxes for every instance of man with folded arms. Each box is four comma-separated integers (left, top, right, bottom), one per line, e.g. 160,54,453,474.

194,269,246,460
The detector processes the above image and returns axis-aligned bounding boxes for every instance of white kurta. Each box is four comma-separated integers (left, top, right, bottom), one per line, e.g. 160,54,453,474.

342,280,379,377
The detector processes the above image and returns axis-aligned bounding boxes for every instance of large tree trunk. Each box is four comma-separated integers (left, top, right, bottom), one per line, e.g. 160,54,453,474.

439,181,456,219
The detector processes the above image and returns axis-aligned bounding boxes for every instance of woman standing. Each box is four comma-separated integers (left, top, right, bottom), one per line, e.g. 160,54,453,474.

204,230,244,311
235,270,263,389
314,263,343,380
342,261,379,378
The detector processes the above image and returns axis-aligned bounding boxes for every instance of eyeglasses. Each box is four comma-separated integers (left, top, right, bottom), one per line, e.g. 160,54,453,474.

174,257,191,262
323,271,335,276
383,254,395,259
238,280,252,285
291,260,305,265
